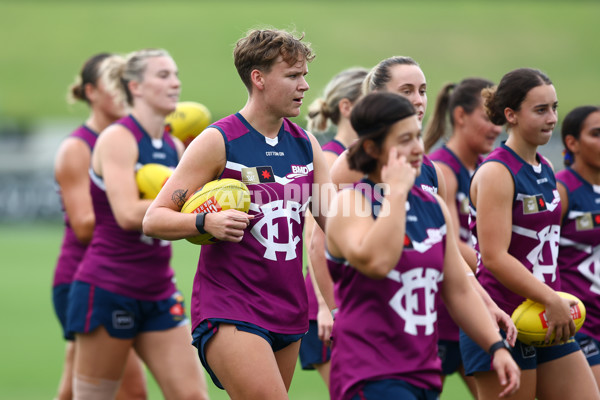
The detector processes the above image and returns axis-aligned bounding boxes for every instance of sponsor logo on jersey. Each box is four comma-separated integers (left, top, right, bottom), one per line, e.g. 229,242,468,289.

265,151,285,156
523,195,547,214
242,166,276,184
286,164,310,179
420,184,437,194
576,213,595,231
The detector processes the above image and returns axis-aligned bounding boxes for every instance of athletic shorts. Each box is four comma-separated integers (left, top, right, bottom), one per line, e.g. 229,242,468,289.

351,379,440,400
299,320,331,370
66,280,188,339
438,339,462,375
459,329,581,375
191,318,305,390
52,283,74,341
575,333,600,367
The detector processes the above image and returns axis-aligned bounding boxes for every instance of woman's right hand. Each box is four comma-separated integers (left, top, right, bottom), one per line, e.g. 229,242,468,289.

380,147,416,196
543,292,577,345
204,209,252,243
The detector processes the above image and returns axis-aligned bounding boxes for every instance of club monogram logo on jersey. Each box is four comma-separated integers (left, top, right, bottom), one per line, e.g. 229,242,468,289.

522,224,560,282
251,199,308,261
577,244,600,295
387,267,442,336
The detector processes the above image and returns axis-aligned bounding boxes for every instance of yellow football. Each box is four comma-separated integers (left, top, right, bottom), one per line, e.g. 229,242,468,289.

511,291,586,347
135,163,173,200
180,178,251,245
164,101,212,147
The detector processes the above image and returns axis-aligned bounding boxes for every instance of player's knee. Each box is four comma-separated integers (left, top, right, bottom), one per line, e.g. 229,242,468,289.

115,383,147,400
73,374,121,400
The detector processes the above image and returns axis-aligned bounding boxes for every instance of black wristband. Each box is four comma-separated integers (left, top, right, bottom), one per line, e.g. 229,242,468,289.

488,339,511,357
195,212,207,234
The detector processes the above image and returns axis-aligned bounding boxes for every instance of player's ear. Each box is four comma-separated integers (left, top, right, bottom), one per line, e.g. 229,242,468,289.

564,134,579,155
250,69,265,91
339,98,353,119
362,139,380,159
504,107,517,125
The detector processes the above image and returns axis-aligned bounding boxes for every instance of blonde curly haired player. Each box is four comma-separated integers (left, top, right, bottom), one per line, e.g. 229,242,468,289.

65,49,208,400
52,53,147,400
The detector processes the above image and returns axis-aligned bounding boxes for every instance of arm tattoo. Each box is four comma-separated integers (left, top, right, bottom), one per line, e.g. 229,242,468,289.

172,189,189,208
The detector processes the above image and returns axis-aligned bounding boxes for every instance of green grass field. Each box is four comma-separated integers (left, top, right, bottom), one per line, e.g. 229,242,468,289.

1,1,600,127
1,1,594,398
0,223,472,399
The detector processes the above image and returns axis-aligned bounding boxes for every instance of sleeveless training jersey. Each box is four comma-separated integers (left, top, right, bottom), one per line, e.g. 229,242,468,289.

191,113,314,334
556,167,600,341
328,179,447,399
429,145,482,341
75,115,178,301
471,142,562,315
305,139,346,320
53,125,98,287
418,154,439,195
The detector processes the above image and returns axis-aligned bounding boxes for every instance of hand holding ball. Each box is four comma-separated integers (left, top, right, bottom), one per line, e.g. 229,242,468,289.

181,179,251,245
511,291,585,347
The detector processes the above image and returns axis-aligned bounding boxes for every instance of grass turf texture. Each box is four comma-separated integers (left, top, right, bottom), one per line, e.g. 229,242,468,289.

0,223,472,399
0,1,599,128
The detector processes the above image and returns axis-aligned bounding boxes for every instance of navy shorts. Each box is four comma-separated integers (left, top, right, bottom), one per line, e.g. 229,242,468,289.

66,281,188,339
438,339,462,375
191,318,305,390
576,333,600,367
299,320,331,370
459,329,581,375
351,379,440,400
52,283,74,341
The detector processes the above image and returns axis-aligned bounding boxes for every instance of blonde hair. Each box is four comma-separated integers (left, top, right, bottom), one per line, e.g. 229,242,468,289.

307,67,368,133
107,48,173,106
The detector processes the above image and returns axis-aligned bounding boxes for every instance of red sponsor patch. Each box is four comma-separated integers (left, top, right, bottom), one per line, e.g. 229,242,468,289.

193,196,222,214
